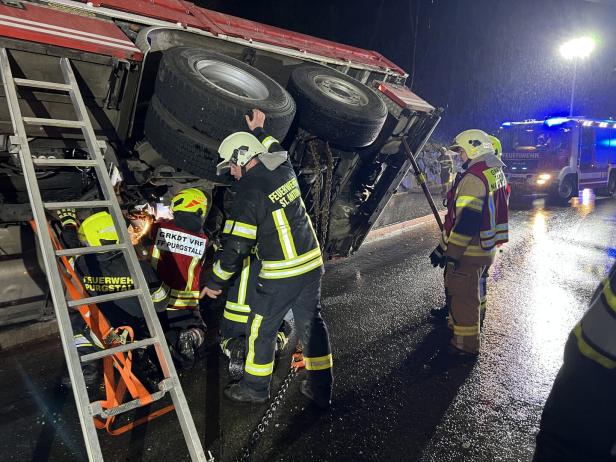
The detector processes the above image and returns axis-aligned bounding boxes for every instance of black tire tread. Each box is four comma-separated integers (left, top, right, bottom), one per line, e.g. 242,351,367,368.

287,64,387,148
144,95,221,181
155,47,295,141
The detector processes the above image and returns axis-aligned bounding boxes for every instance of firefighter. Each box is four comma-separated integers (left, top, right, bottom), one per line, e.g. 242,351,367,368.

534,261,616,461
430,134,507,326
147,188,209,368
200,109,333,408
428,129,509,355
56,209,165,386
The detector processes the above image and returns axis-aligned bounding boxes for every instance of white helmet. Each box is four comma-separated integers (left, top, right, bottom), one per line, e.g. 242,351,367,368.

449,129,495,159
217,131,266,175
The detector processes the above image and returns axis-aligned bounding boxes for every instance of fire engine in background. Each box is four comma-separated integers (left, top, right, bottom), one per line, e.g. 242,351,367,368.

499,117,616,201
0,0,439,327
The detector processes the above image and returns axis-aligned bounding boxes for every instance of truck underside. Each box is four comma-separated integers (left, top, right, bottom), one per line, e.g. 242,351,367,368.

0,1,440,327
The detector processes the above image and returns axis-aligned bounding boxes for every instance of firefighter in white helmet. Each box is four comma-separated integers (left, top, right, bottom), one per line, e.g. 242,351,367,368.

430,129,510,356
200,110,333,408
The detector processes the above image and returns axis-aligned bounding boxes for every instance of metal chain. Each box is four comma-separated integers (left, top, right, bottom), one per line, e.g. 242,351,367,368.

236,363,301,462
320,142,334,250
307,139,322,242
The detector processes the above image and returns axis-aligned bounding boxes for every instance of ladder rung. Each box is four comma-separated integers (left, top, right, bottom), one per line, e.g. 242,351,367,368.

33,158,97,167
80,337,159,363
44,200,111,209
14,78,72,92
23,116,85,128
96,388,169,418
67,289,143,308
56,243,127,257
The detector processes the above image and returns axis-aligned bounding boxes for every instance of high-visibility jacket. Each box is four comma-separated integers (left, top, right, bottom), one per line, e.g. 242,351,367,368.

573,262,616,368
149,220,208,309
442,154,509,265
207,128,323,290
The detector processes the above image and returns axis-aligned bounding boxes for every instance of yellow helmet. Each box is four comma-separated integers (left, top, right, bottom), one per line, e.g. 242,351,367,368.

171,188,208,216
77,211,119,246
450,129,495,159
217,131,266,175
489,135,502,159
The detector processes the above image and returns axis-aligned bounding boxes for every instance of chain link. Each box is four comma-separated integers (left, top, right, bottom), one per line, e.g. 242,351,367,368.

306,139,335,252
236,365,300,462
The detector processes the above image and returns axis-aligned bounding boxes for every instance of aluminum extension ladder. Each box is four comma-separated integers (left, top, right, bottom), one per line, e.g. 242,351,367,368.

0,48,207,461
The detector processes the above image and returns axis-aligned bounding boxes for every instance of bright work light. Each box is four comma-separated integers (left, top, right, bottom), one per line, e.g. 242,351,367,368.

559,37,596,60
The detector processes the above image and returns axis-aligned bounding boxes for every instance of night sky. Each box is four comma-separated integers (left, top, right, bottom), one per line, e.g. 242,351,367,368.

201,0,616,141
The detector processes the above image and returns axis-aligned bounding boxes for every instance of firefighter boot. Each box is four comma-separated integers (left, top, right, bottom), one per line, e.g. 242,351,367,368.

300,380,332,410
224,381,269,404
178,327,205,368
220,337,246,381
430,305,449,320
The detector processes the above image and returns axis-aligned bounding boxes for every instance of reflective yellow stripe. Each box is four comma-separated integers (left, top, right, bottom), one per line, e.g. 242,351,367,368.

448,231,472,247
603,278,616,311
231,221,257,240
260,255,323,279
262,135,278,150
456,195,483,211
237,257,251,305
225,300,251,313
273,209,297,259
151,246,160,271
151,283,170,303
245,314,274,377
169,297,199,307
453,324,480,336
224,310,249,323
301,198,320,244
74,334,94,348
184,256,200,292
574,324,616,369
213,260,234,281
223,220,234,234
261,247,322,270
170,289,200,298
463,245,497,257
304,353,333,371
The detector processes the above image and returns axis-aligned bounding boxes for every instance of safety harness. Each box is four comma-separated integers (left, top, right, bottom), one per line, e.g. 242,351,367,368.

32,221,174,435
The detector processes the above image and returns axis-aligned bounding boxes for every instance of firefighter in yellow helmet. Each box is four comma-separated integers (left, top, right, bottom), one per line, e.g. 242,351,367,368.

431,133,507,326
201,109,333,408
534,261,616,460
146,188,209,368
429,129,510,356
56,210,164,387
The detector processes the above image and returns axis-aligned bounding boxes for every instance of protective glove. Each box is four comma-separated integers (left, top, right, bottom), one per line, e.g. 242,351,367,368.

56,208,77,228
429,245,446,268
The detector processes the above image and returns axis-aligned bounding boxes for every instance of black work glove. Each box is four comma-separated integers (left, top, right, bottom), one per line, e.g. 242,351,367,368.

56,208,78,228
429,245,446,268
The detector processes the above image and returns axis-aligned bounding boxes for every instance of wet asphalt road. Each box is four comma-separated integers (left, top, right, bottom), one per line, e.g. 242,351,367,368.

1,194,615,462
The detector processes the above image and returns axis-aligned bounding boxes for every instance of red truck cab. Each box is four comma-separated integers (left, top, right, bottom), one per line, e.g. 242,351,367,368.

499,117,616,201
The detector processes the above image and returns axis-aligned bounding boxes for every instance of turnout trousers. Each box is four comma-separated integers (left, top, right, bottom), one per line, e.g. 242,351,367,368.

445,258,485,354
242,268,333,393
534,334,616,462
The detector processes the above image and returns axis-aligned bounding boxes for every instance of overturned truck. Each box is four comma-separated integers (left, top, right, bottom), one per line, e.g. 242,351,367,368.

0,0,439,327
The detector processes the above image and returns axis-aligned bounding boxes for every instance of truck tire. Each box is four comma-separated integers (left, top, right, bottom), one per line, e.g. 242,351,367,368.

144,95,221,181
557,175,576,202
287,64,387,148
154,47,296,141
